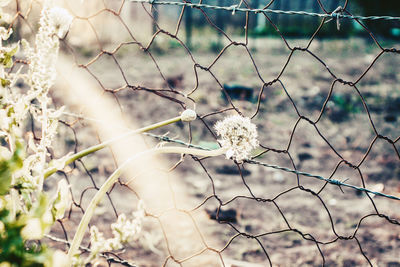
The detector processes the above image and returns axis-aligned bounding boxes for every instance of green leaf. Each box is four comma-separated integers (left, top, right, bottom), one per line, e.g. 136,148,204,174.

0,78,10,87
1,43,19,69
0,142,24,195
0,159,12,195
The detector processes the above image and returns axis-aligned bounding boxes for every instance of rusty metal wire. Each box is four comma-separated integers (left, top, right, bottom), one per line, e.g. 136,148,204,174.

142,133,400,201
130,0,400,22
9,0,400,266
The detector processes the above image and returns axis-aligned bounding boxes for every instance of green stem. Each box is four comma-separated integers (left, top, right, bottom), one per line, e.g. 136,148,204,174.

67,146,226,260
43,116,182,179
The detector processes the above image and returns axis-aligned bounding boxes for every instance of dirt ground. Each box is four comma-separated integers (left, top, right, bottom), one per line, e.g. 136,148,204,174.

46,36,400,267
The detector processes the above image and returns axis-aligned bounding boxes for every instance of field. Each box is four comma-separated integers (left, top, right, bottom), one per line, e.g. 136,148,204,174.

43,33,400,266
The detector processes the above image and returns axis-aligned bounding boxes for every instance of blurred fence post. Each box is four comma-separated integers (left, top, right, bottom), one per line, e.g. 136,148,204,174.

299,0,307,31
216,0,224,49
252,0,259,31
151,4,158,34
185,6,192,49
312,0,320,26
256,6,266,31
273,0,281,26
281,0,289,30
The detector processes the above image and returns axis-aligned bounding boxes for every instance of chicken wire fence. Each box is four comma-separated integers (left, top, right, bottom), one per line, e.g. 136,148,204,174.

8,0,400,266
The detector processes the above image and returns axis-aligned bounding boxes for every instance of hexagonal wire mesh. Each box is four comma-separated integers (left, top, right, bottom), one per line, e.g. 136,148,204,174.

7,0,400,266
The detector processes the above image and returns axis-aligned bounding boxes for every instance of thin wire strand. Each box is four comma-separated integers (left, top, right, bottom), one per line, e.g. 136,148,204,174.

146,134,400,201
129,0,400,22
59,112,400,201
15,0,399,265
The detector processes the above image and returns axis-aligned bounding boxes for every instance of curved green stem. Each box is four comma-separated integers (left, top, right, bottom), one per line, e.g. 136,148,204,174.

43,116,182,179
67,146,226,260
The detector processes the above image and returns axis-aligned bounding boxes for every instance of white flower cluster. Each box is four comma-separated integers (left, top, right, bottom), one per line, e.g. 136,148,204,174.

19,179,70,242
26,3,72,94
79,201,145,266
111,203,144,244
214,114,259,162
18,3,72,189
0,2,72,266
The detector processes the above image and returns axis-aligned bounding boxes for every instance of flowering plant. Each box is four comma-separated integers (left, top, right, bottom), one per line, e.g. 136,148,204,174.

0,0,260,265
214,115,259,162
0,1,72,266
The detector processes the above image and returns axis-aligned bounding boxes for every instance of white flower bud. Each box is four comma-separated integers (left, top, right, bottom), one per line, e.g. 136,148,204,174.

214,115,259,162
180,109,197,122
48,7,73,39
51,250,70,267
0,0,11,7
0,27,11,40
52,179,70,220
43,209,53,225
21,218,43,240
0,145,11,159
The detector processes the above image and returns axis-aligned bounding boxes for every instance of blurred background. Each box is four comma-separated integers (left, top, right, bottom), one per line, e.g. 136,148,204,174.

6,0,400,266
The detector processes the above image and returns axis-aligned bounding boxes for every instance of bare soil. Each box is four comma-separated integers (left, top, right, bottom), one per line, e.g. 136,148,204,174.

48,37,400,267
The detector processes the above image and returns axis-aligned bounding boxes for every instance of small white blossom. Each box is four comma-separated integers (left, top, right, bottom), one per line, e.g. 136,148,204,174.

48,7,73,39
0,12,12,24
89,226,109,252
111,201,145,244
0,27,11,40
82,201,146,265
21,218,43,240
51,179,70,220
104,237,123,251
111,213,141,244
50,250,70,267
0,0,11,7
0,109,11,131
87,226,122,264
214,115,259,162
42,209,54,225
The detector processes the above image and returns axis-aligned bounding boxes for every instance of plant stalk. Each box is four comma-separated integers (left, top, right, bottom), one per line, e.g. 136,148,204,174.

43,116,182,179
67,146,226,260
